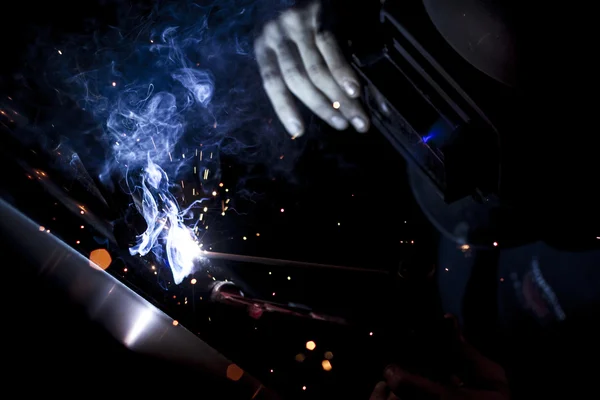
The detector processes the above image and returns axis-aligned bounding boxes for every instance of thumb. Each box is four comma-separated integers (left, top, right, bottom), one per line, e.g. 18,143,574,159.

368,381,388,400
444,314,507,385
445,313,489,363
444,313,465,343
384,365,446,398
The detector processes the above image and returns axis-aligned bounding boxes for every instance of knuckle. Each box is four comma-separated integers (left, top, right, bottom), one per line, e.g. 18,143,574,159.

262,22,281,42
315,30,336,44
306,63,327,78
316,104,337,118
262,79,287,96
280,9,303,27
262,80,279,93
273,41,289,54
337,98,365,115
260,69,281,85
280,13,310,39
339,102,358,115
282,66,303,80
330,64,352,78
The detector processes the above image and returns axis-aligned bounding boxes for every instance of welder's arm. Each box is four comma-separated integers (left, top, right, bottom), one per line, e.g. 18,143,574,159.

253,0,369,137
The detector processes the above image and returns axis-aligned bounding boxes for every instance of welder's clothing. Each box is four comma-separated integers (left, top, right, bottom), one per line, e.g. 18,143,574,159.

342,1,600,399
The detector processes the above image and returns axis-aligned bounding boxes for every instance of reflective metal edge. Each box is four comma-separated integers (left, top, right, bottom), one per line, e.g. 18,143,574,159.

0,198,277,399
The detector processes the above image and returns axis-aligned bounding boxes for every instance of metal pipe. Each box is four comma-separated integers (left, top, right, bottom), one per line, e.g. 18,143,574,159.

202,251,389,275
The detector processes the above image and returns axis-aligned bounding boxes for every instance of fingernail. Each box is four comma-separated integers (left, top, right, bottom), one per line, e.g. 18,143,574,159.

331,115,348,130
343,80,359,97
351,117,367,132
287,121,303,137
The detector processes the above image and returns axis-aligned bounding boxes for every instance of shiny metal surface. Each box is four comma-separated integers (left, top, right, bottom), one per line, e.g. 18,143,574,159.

0,198,276,399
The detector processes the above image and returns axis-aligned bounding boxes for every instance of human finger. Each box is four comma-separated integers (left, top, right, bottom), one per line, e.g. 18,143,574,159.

286,27,369,132
254,36,305,137
444,314,508,388
296,38,369,132
262,23,349,131
369,381,389,400
314,30,361,98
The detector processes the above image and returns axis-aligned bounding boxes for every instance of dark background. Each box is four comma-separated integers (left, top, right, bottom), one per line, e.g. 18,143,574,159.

2,1,599,399
0,1,441,398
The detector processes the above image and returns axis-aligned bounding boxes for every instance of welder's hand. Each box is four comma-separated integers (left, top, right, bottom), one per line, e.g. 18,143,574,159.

369,316,510,400
253,0,369,137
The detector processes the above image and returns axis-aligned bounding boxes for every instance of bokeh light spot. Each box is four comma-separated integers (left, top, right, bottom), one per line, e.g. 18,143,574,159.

226,364,244,381
89,249,112,270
